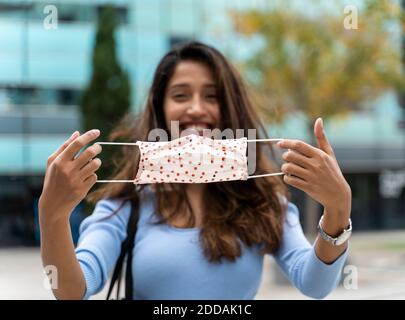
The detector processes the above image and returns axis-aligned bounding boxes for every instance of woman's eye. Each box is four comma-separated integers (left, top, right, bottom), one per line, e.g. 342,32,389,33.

173,94,188,100
206,94,218,101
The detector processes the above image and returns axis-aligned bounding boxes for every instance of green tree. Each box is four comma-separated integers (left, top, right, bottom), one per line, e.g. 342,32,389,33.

232,0,405,233
80,5,131,184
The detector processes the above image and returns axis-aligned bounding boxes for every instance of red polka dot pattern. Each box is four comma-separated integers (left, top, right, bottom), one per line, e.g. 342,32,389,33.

134,134,248,184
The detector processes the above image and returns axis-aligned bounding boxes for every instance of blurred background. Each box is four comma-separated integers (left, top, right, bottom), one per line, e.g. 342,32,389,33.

0,0,404,299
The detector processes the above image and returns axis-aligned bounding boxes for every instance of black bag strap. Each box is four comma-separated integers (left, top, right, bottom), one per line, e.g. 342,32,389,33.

106,198,139,300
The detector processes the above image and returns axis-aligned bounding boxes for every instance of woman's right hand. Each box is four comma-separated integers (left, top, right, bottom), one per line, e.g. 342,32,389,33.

39,129,102,224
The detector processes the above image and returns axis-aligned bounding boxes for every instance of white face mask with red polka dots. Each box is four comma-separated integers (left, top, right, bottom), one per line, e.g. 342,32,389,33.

96,134,283,184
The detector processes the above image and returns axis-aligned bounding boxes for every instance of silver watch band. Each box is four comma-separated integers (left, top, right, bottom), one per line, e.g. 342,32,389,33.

317,215,352,246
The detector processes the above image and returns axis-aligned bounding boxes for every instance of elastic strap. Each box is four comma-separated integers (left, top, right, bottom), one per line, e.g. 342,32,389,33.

248,172,284,179
95,138,283,145
95,142,139,146
96,142,138,183
247,138,284,178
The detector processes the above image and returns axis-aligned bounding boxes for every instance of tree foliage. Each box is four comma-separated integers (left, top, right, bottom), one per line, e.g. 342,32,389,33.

80,5,131,181
232,0,405,125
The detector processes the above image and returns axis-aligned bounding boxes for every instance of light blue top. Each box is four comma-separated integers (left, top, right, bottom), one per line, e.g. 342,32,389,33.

75,187,348,300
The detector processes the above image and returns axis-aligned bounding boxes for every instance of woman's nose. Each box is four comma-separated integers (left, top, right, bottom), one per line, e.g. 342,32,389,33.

187,96,206,115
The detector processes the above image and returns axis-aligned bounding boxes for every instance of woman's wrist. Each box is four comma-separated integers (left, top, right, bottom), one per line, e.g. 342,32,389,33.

321,206,351,237
39,202,73,228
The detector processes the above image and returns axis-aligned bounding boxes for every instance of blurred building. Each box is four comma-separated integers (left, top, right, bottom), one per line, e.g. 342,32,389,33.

0,0,404,245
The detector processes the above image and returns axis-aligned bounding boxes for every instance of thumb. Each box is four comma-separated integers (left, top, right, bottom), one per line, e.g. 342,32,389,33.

314,118,335,157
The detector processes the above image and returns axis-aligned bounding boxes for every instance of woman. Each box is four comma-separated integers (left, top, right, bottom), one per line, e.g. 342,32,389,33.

39,41,352,300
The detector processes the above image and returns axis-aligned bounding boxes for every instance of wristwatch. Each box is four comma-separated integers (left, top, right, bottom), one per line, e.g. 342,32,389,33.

317,215,352,246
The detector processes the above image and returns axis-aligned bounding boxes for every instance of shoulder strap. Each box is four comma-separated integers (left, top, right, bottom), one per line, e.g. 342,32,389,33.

106,198,140,300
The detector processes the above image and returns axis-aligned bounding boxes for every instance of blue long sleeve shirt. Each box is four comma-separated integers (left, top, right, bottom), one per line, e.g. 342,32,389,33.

75,187,348,300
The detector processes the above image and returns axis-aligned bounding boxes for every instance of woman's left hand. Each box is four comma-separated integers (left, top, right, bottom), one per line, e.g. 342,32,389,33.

277,118,352,226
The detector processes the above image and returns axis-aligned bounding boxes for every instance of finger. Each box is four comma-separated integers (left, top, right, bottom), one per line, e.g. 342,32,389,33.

74,143,102,170
48,131,80,165
277,139,319,158
283,174,309,191
60,129,100,162
80,158,102,180
314,117,335,157
281,163,310,181
83,173,98,189
282,150,312,169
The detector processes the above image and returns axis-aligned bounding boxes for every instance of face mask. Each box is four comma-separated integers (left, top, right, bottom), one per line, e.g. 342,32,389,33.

96,134,283,184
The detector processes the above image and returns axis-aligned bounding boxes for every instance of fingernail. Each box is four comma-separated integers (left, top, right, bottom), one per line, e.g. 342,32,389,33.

320,118,323,129
70,131,79,139
91,129,100,136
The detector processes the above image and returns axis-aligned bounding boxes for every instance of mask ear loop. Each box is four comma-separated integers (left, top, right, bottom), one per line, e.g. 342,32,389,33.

246,138,285,179
94,142,140,183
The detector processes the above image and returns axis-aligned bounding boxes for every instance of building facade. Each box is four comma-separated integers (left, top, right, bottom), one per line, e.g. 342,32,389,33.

0,0,404,245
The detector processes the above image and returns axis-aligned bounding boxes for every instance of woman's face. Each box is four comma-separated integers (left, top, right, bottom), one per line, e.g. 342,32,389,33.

163,60,221,136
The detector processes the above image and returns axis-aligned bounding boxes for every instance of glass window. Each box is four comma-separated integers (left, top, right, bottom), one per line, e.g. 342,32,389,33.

0,86,81,106
169,36,193,48
0,1,128,25
346,172,405,230
167,0,198,35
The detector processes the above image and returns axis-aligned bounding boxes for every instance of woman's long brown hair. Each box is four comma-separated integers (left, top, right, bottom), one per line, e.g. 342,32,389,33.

88,41,289,263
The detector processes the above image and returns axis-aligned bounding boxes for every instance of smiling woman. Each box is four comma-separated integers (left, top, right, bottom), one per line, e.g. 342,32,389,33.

38,41,351,300
163,60,220,136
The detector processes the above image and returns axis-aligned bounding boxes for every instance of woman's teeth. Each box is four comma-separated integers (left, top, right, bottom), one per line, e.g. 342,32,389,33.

183,125,209,130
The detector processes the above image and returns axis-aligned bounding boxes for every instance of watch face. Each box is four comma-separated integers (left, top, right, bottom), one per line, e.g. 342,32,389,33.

335,230,352,246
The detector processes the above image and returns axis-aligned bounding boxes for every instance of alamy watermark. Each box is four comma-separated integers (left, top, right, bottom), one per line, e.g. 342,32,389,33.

43,5,58,30
146,121,261,175
343,5,358,30
43,265,58,290
343,264,358,290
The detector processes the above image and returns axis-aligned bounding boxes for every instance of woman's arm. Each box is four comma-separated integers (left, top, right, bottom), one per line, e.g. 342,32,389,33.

39,129,102,299
277,117,352,263
40,211,86,300
74,199,131,299
273,202,349,299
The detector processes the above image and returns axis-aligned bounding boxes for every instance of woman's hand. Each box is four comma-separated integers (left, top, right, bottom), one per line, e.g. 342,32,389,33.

277,118,351,231
39,129,102,224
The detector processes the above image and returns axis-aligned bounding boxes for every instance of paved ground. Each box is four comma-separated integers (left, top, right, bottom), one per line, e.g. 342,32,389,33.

1,230,405,300
256,231,405,300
